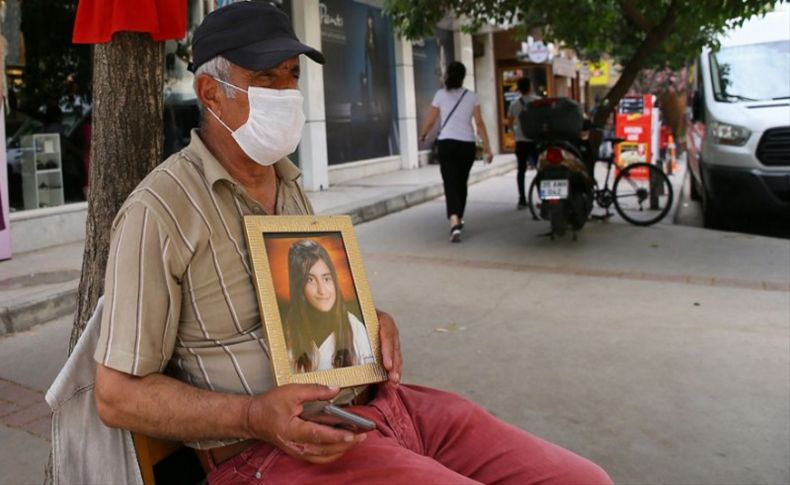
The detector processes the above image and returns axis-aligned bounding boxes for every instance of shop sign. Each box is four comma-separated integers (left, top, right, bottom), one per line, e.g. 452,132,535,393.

589,60,610,86
527,41,549,64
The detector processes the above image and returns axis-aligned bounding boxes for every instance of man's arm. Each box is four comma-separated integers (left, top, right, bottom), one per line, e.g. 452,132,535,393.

95,365,366,464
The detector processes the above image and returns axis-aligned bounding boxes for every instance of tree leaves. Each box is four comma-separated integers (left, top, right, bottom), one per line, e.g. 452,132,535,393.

384,0,776,68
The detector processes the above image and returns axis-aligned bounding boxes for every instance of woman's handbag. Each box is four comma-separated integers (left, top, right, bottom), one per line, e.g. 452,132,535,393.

429,89,468,165
429,140,441,164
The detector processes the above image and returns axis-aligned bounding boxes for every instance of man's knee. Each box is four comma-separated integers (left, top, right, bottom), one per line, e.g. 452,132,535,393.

560,455,613,485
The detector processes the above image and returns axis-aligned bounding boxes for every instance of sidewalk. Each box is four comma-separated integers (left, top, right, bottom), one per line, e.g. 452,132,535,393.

0,156,516,337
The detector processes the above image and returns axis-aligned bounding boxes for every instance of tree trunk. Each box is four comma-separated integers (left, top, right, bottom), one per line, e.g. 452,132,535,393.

590,4,681,151
44,32,163,485
69,33,165,351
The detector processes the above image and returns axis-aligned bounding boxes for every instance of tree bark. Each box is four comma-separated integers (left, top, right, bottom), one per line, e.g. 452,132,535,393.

68,33,165,351
590,2,681,150
45,31,164,485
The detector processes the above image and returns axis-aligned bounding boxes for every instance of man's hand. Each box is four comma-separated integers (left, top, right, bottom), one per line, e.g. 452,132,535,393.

246,384,367,464
377,309,402,385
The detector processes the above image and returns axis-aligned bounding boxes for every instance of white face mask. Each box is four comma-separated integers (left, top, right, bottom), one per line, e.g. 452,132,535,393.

207,78,305,166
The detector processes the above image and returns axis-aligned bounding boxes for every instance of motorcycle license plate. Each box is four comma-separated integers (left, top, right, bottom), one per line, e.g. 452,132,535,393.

539,179,569,200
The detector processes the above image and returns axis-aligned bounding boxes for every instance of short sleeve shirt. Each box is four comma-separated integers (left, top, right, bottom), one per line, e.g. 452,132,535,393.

507,94,540,142
94,130,313,449
431,88,480,142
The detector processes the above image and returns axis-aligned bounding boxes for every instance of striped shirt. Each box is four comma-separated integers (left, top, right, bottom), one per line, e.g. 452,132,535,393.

94,130,313,449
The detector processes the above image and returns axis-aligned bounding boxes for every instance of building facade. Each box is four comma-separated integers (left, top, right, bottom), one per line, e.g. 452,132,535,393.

0,0,592,257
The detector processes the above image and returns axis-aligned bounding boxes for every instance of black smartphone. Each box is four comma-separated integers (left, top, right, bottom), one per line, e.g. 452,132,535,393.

300,401,376,432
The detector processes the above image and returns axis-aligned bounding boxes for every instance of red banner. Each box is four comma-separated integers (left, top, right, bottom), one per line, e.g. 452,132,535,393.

73,0,187,44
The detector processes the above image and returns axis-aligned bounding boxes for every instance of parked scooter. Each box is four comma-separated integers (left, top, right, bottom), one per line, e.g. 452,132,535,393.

519,98,593,239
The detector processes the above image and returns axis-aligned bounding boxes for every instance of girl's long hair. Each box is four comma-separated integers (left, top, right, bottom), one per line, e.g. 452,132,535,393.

285,240,354,373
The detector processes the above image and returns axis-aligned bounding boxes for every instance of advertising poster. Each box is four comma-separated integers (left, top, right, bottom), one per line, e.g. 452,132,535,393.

412,28,454,151
320,0,399,165
1,104,12,260
616,95,656,178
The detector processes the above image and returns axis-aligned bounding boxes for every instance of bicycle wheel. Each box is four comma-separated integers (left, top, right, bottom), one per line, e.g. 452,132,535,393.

527,176,541,221
612,163,673,226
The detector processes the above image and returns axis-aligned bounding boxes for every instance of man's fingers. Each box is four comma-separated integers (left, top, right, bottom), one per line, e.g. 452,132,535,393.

286,383,341,404
293,418,362,446
377,310,396,370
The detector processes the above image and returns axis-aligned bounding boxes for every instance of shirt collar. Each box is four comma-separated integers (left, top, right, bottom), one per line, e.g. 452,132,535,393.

184,129,302,187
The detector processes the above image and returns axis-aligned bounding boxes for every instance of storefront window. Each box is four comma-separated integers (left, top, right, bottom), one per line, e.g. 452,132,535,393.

412,28,455,151
320,0,400,165
4,0,92,211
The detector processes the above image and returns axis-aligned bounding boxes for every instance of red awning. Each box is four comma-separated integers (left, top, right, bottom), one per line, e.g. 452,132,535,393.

73,0,187,44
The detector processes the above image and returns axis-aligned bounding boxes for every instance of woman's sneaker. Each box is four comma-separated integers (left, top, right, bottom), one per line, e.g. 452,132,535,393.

450,225,463,242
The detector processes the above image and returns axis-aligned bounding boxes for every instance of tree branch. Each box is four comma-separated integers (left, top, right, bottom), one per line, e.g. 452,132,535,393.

591,0,681,149
620,0,652,32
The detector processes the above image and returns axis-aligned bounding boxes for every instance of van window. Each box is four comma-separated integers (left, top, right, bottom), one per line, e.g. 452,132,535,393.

709,40,790,102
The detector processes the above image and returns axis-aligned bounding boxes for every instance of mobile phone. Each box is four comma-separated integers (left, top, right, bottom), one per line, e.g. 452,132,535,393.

300,401,376,432
323,404,376,432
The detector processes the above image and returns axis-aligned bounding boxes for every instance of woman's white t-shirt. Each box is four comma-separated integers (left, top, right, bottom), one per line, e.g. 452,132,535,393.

432,88,480,142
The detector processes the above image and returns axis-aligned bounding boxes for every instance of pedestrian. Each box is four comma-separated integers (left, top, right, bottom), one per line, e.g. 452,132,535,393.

419,61,493,243
507,77,540,210
86,3,611,484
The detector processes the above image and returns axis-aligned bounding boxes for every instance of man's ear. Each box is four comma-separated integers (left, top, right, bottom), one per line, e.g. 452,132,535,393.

195,74,222,115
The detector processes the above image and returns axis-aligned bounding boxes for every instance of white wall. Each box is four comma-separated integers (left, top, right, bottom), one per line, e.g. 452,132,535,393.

293,0,329,191
474,32,500,154
394,37,419,170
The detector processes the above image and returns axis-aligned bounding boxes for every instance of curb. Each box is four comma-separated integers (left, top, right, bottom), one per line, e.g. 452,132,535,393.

326,160,517,225
0,284,78,336
0,161,515,336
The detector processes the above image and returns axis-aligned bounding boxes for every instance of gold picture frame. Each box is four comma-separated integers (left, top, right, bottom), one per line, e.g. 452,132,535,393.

243,215,388,388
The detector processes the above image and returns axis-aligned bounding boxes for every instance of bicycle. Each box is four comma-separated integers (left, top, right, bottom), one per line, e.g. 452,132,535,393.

528,139,674,226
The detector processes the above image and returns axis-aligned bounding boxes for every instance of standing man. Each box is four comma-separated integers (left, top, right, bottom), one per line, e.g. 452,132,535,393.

93,3,611,484
507,77,540,209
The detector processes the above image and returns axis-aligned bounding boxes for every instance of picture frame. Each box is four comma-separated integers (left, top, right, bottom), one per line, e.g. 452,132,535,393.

243,215,388,388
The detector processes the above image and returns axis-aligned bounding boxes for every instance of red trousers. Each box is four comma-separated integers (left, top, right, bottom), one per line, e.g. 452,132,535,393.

208,384,612,484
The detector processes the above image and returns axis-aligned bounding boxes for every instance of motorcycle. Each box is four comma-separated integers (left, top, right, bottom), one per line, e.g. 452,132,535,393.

520,98,594,239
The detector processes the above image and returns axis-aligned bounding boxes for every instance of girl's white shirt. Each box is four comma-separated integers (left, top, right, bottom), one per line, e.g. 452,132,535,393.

290,312,375,372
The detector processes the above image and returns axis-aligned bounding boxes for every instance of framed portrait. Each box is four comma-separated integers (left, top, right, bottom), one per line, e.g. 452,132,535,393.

243,215,388,388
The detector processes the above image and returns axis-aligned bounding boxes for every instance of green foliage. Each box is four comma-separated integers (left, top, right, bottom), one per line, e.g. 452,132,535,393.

20,0,92,116
384,0,777,69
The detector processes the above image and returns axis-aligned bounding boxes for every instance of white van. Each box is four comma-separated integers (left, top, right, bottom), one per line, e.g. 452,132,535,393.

687,8,790,227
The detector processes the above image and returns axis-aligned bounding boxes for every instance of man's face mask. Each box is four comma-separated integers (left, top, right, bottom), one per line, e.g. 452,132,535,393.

207,78,305,166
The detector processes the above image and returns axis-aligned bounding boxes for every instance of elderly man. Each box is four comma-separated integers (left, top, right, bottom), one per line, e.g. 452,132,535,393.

93,2,611,483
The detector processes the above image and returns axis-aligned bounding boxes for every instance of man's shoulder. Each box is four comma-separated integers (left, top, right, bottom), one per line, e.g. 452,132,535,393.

118,151,208,223
130,151,203,200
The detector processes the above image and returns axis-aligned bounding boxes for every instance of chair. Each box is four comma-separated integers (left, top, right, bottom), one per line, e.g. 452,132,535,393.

133,433,205,484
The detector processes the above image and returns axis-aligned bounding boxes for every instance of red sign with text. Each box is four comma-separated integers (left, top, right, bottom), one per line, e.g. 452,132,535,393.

615,95,654,175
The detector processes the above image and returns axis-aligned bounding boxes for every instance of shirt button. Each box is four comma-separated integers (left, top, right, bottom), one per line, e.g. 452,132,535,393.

255,472,262,479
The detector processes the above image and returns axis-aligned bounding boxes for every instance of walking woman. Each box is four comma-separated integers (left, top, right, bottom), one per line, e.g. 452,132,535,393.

285,239,374,374
419,61,493,242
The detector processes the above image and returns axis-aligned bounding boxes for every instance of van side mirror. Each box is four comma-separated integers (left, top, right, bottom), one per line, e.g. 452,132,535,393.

691,92,703,122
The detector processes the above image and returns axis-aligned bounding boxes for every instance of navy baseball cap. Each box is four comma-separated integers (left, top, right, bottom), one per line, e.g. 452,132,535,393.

190,1,324,73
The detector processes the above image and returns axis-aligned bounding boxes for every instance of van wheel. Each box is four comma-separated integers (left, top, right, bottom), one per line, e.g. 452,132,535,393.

702,188,726,230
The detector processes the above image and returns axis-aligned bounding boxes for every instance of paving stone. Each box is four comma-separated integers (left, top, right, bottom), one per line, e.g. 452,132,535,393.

2,399,50,428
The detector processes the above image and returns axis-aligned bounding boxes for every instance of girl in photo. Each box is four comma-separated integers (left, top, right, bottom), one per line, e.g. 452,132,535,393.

285,239,374,373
